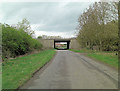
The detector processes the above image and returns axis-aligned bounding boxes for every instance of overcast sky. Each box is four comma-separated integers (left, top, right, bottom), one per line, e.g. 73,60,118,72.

0,0,99,38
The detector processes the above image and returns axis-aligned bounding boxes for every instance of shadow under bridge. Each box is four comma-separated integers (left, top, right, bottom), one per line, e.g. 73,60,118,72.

54,39,70,50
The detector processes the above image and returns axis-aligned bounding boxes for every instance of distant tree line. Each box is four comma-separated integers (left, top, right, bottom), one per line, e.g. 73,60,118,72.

2,19,42,60
38,35,62,39
77,2,118,51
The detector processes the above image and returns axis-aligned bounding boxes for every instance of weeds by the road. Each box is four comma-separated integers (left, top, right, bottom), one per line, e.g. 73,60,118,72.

2,49,56,89
69,49,118,69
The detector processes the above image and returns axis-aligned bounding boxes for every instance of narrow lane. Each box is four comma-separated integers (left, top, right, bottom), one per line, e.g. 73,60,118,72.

21,50,118,89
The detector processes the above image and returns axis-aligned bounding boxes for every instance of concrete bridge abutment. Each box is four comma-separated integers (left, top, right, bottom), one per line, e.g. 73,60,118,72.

38,38,80,50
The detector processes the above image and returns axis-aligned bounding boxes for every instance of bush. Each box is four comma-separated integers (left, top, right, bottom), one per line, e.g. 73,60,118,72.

2,24,42,60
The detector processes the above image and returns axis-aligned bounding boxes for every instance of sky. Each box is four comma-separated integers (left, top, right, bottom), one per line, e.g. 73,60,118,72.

0,0,100,38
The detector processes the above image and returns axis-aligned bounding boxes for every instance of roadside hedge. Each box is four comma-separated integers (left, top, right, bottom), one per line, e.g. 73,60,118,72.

2,23,42,60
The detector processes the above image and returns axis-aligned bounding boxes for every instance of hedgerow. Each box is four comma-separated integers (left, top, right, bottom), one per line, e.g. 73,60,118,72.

2,19,42,60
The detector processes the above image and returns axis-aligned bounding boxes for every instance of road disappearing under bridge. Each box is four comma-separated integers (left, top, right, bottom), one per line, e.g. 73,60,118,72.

54,39,70,50
21,50,118,89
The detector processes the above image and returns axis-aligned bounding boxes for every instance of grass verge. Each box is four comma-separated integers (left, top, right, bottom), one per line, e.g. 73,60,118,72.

2,49,56,89
69,49,118,69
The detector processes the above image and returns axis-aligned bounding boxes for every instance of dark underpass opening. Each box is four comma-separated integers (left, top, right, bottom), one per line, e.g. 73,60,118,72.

54,39,70,50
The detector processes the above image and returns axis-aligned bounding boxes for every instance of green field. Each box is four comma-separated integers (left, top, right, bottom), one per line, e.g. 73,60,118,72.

56,46,67,49
69,49,118,69
55,45,67,49
2,49,56,89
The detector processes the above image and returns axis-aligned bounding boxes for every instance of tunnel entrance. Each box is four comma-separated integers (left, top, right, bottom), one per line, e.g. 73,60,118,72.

54,39,70,50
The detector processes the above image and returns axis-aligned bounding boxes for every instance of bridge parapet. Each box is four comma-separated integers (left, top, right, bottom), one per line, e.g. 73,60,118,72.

70,38,80,49
38,39,54,49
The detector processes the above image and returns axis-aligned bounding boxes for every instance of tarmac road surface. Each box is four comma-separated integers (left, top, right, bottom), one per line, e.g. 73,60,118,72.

20,50,118,89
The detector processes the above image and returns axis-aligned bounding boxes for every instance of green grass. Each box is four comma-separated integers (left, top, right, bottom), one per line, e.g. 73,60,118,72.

69,49,93,53
0,63,2,91
2,49,56,89
70,49,118,69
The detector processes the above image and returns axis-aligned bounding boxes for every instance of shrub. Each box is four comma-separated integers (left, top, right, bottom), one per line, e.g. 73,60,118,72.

2,23,42,60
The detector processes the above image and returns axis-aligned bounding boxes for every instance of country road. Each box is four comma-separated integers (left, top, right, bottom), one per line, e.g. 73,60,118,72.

21,50,118,89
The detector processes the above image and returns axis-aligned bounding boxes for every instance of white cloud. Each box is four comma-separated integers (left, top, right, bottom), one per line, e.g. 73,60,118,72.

31,24,45,30
0,2,97,38
0,0,100,2
34,30,76,38
1,0,119,3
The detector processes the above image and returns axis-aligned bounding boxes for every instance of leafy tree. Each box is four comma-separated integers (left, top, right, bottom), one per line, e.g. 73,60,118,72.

77,2,118,51
37,36,42,39
17,18,34,36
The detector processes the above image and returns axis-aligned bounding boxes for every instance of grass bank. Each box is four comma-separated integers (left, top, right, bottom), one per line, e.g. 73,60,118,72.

69,49,118,69
2,49,56,89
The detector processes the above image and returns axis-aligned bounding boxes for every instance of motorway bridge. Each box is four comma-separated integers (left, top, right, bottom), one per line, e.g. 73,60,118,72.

38,38,80,49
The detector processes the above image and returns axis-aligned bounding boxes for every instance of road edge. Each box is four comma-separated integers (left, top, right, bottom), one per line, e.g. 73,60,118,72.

16,50,57,90
69,50,118,72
